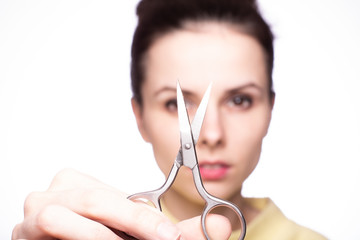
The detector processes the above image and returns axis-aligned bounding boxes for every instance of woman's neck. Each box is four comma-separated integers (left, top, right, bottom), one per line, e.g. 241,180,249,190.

162,187,205,220
161,187,260,229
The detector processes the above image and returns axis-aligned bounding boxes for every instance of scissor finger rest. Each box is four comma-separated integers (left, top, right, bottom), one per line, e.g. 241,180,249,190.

201,199,246,240
127,162,181,210
127,191,162,210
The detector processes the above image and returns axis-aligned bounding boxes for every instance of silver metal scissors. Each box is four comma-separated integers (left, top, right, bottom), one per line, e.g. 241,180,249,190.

128,81,246,239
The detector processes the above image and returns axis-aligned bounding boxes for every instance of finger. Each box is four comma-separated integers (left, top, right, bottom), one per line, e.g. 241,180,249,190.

12,222,53,240
93,193,182,240
14,204,121,240
23,169,182,240
23,190,127,217
26,188,181,240
177,214,232,240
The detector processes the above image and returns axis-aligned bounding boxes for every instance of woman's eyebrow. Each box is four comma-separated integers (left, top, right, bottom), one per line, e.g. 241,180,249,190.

154,86,176,96
153,82,263,98
226,83,264,94
154,86,194,97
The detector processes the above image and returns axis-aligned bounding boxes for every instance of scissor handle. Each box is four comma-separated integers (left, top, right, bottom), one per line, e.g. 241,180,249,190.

201,196,246,240
128,162,246,239
190,165,246,240
127,162,181,210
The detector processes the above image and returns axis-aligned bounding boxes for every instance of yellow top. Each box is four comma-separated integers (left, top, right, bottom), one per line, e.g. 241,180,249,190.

162,198,327,240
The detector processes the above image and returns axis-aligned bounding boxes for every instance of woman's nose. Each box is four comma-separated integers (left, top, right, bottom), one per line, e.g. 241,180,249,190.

198,105,224,149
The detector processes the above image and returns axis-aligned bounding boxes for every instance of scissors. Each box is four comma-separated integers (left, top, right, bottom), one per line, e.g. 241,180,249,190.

128,81,246,240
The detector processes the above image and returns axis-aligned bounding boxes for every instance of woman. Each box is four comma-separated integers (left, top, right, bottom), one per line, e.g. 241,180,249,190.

12,0,326,239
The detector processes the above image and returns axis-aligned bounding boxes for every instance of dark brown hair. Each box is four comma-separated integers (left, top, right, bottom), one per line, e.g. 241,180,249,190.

131,0,274,104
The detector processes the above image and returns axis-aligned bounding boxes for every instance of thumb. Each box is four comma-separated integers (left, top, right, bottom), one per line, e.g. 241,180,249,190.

176,214,232,240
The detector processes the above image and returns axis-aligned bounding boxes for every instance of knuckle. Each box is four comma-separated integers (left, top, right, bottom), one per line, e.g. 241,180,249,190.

50,168,78,187
49,168,104,191
35,205,56,234
50,168,97,191
11,223,22,239
24,191,43,216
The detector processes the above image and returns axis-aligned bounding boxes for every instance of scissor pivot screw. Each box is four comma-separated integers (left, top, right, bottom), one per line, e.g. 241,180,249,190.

184,143,192,150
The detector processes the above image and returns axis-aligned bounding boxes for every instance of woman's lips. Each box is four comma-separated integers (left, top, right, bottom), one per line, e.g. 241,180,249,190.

199,162,230,181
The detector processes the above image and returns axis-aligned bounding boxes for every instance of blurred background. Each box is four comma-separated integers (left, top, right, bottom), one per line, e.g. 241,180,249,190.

1,0,359,239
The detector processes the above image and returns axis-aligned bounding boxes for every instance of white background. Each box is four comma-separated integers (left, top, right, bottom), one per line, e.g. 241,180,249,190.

1,1,359,239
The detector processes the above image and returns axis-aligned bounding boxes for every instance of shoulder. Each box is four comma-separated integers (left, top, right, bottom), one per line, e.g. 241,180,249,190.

282,219,328,240
242,198,327,240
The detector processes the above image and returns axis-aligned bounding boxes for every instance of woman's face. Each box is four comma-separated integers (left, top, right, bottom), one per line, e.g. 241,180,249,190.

132,22,273,203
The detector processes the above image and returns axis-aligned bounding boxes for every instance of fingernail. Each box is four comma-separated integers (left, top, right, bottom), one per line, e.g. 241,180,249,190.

157,221,181,240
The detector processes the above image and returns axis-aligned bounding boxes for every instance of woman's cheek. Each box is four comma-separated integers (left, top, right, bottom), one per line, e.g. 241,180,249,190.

146,112,180,173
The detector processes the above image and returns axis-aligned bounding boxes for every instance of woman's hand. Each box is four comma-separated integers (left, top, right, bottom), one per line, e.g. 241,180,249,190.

12,169,231,240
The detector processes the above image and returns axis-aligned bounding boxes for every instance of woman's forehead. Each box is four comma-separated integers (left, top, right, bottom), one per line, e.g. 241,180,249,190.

141,22,268,95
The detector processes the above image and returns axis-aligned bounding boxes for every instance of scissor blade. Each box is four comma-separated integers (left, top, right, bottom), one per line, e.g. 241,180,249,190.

176,81,192,140
191,82,212,145
177,81,196,169
176,81,211,144
177,81,212,169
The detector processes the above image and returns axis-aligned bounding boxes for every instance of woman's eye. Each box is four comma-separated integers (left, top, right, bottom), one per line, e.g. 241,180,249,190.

164,98,196,113
165,99,177,112
228,95,252,109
